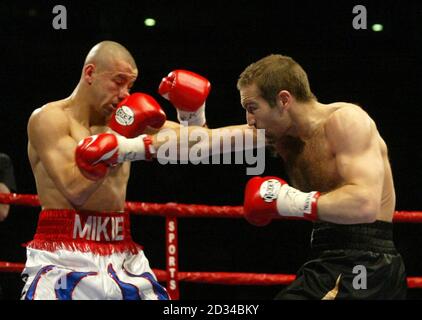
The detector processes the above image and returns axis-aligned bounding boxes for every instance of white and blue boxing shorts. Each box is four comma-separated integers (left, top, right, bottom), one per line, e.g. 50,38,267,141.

21,209,169,300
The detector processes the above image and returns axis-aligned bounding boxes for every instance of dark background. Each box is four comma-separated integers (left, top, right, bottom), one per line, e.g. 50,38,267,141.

0,0,421,299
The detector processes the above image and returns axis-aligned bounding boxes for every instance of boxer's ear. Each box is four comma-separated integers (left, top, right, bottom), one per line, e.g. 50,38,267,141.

83,64,95,85
277,90,291,110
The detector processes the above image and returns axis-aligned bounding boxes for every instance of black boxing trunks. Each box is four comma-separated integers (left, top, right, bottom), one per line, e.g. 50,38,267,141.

275,220,407,300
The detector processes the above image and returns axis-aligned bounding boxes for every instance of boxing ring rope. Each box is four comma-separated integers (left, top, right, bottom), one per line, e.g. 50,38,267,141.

1,193,422,222
1,192,422,299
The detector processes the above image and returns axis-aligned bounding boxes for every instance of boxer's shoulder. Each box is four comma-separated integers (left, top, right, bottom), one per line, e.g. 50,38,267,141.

323,103,376,150
30,99,70,122
28,100,71,137
325,101,364,114
324,102,371,128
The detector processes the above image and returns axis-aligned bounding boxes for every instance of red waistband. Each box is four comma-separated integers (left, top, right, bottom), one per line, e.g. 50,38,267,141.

25,209,141,255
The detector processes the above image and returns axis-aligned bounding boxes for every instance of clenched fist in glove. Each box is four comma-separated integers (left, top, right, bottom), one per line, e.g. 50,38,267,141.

158,70,210,126
108,92,166,138
243,176,320,226
75,133,154,181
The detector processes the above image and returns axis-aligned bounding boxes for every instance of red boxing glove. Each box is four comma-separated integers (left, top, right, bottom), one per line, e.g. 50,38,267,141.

75,134,119,181
158,70,211,126
75,133,155,181
108,93,166,138
244,176,320,226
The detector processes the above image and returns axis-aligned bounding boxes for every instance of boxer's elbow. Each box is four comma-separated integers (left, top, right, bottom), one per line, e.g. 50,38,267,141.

356,196,379,223
68,195,87,208
63,184,90,208
62,171,98,207
67,189,90,208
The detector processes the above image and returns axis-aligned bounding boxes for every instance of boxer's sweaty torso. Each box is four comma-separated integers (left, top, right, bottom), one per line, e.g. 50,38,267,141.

28,99,130,211
275,103,395,222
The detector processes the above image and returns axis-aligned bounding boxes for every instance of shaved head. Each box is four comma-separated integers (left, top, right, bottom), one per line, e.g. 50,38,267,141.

84,41,137,72
78,40,138,110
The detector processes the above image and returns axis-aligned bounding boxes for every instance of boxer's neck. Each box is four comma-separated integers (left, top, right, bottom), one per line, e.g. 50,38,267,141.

68,83,106,127
287,100,326,140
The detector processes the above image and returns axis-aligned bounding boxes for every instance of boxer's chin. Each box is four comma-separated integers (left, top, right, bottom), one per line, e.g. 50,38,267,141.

101,104,115,117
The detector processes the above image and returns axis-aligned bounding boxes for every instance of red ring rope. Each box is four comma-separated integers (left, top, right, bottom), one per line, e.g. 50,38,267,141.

1,193,421,222
0,261,420,288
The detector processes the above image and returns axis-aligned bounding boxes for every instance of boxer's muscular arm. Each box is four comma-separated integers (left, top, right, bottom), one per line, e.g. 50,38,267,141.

150,122,257,155
206,124,258,152
317,107,384,224
28,108,105,207
145,120,181,134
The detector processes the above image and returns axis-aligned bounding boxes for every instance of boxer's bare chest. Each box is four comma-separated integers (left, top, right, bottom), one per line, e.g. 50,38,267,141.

276,128,342,192
68,117,106,142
